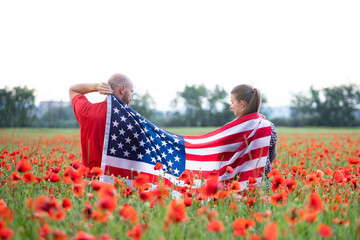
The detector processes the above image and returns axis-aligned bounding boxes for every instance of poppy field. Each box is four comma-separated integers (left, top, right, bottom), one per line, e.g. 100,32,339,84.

0,127,359,240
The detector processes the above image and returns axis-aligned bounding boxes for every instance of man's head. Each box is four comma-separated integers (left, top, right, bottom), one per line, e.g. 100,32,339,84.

107,73,134,105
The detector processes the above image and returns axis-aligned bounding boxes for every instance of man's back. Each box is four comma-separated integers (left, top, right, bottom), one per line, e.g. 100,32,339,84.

72,94,107,170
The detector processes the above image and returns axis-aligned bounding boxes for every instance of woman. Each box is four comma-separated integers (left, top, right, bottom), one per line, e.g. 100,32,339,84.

230,84,278,182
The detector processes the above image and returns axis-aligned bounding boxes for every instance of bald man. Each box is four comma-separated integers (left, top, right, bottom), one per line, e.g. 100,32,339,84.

69,73,134,170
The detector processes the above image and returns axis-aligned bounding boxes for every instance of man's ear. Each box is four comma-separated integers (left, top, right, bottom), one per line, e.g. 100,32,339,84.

119,85,125,95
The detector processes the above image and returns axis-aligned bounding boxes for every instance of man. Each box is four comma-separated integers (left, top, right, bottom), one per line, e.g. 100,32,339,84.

69,73,134,170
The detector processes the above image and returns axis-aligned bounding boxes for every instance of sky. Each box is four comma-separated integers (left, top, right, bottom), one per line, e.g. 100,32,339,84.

1,0,360,111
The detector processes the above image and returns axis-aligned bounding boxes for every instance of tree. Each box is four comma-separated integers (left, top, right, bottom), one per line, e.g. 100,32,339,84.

130,91,157,122
0,86,36,127
171,84,234,126
290,84,360,126
174,84,208,126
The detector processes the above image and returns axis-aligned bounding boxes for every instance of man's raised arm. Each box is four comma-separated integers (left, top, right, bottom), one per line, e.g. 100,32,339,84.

69,83,113,102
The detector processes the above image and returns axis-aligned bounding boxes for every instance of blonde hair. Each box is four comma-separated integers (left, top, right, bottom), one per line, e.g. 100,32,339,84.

231,84,261,117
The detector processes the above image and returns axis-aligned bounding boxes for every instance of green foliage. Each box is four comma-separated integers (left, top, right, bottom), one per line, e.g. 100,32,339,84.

0,86,36,127
170,84,234,127
130,91,157,121
290,84,360,126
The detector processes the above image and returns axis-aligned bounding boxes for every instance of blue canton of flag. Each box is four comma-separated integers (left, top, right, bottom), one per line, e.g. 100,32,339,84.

104,95,186,178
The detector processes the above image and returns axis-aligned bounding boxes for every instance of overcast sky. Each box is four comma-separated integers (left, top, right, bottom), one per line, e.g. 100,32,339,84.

1,0,359,110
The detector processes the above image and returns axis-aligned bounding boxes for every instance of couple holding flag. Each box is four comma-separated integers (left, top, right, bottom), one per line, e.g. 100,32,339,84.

69,73,277,191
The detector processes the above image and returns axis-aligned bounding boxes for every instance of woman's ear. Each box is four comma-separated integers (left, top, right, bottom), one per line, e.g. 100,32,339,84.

240,100,247,109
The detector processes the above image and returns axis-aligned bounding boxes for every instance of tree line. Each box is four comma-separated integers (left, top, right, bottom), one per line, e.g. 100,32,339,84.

0,84,359,128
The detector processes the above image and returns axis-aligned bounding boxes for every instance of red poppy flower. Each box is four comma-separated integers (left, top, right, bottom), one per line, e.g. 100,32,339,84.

133,174,149,189
53,229,67,240
184,197,193,207
90,167,103,178
305,174,319,186
119,204,138,223
17,160,33,173
154,162,163,170
285,179,297,193
271,175,285,192
11,171,21,183
0,200,13,222
91,180,103,192
127,223,148,240
166,200,187,224
263,222,278,240
139,191,153,202
49,173,61,183
98,195,117,212
309,192,323,212
22,172,36,184
270,191,287,206
226,166,234,174
75,231,96,240
207,220,224,232
347,156,360,165
233,218,255,237
0,219,13,240
318,223,332,238
196,206,208,217
62,198,72,211
203,176,219,197
229,181,241,193
73,184,84,197
179,170,193,185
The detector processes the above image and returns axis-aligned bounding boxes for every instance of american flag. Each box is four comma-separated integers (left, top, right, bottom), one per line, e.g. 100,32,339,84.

100,95,272,190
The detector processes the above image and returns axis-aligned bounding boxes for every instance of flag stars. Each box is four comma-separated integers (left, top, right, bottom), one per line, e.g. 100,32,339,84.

174,138,180,144
117,142,124,149
124,150,130,157
127,124,133,130
133,132,139,139
137,153,144,160
161,152,167,159
125,137,131,144
161,140,167,147
151,157,156,163
139,140,145,147
167,160,173,167
168,148,174,154
120,116,127,122
113,107,120,114
174,156,180,162
131,145,138,152
112,120,119,127
119,128,125,135
174,168,180,175
111,134,118,141
110,147,116,155
145,148,151,155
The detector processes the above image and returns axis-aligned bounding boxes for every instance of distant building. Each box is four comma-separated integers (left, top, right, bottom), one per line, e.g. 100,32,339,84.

37,100,71,117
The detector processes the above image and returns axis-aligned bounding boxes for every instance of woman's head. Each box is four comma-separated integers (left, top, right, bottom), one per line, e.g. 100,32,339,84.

230,84,261,117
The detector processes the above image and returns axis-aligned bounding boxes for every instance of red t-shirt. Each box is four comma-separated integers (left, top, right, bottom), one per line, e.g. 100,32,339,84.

72,94,107,170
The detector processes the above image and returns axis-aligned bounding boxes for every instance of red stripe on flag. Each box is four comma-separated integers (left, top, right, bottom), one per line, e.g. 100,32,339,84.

184,112,264,140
